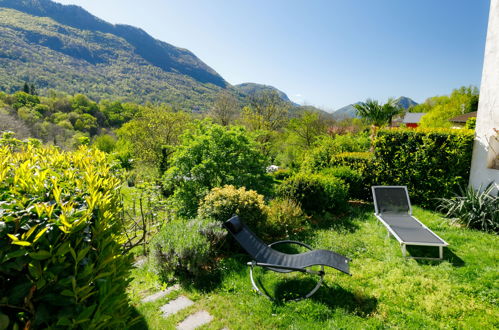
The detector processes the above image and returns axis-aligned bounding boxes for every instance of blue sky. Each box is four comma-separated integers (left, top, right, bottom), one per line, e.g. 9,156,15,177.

54,0,490,110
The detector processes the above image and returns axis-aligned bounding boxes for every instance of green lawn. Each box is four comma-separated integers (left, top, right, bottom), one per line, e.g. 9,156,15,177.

127,205,498,329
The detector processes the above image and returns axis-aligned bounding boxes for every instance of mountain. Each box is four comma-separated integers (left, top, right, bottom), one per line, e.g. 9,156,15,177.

332,102,362,119
333,97,418,119
234,83,299,106
394,96,418,110
0,0,236,110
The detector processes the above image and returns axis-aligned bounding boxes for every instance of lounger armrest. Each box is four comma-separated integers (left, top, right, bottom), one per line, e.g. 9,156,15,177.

268,240,312,250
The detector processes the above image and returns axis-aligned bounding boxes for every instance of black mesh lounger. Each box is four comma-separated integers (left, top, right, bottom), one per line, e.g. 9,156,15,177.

372,186,449,260
223,216,351,300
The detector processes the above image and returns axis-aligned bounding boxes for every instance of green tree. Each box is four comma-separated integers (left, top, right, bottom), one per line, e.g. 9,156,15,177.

71,94,99,116
22,81,30,94
12,91,40,110
100,100,139,126
419,86,479,128
117,105,191,166
287,111,326,149
209,91,239,126
93,134,117,153
242,90,289,131
163,121,272,217
73,113,98,134
29,83,37,96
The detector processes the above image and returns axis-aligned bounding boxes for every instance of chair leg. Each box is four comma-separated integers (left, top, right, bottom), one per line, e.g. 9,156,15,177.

248,261,325,301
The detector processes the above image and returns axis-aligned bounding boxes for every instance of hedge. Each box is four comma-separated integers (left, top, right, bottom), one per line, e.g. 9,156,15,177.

373,128,474,208
0,144,134,328
277,173,348,215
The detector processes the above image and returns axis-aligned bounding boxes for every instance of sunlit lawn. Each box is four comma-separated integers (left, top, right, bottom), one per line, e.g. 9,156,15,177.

127,205,498,329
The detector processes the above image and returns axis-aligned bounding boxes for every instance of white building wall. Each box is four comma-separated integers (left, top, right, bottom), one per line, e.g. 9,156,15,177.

469,0,499,191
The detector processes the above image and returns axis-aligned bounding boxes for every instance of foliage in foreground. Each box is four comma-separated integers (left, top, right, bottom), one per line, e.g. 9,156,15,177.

438,183,499,232
0,144,134,329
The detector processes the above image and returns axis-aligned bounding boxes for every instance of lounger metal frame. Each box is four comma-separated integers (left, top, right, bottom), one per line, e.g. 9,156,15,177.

248,240,325,301
223,216,350,301
372,186,449,260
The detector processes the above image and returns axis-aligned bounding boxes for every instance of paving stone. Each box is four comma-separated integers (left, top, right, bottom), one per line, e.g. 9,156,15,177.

141,284,180,303
177,310,214,330
160,296,194,317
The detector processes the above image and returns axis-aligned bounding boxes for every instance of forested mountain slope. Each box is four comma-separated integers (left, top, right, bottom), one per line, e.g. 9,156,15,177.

0,0,232,110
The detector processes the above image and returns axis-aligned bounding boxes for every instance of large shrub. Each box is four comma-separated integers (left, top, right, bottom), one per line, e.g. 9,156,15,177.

320,166,365,201
151,218,225,282
329,152,374,201
438,183,498,232
277,173,348,215
373,128,474,207
197,185,267,232
266,198,309,240
0,145,133,329
163,122,273,217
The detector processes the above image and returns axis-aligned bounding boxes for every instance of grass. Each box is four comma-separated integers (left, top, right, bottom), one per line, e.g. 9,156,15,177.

127,205,499,329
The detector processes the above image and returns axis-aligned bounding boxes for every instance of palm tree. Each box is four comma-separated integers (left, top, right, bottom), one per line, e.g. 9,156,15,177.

353,98,401,127
354,98,402,150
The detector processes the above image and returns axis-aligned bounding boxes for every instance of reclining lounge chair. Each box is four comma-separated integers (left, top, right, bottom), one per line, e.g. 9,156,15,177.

371,186,448,260
223,215,351,300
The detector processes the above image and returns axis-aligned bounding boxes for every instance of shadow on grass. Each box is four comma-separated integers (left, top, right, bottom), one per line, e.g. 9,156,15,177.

270,279,377,317
310,203,373,233
409,246,465,267
127,306,148,330
179,253,249,293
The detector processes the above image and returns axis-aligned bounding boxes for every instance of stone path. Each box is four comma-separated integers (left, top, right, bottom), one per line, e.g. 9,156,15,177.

160,295,194,317
141,284,180,303
139,284,219,329
176,310,214,330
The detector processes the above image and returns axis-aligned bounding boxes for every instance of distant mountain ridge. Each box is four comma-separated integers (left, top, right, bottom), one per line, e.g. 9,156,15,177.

0,0,226,87
333,96,418,118
0,0,304,111
234,83,300,106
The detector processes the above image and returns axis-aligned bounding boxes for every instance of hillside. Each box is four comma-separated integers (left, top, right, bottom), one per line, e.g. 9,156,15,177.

0,0,313,112
234,83,299,106
0,0,235,110
333,97,418,118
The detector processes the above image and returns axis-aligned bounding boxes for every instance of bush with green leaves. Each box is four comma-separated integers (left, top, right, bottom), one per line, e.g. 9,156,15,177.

320,166,367,200
438,183,498,232
0,145,134,329
266,198,309,240
151,218,225,282
301,133,370,172
163,122,273,217
277,173,348,215
197,185,268,232
373,128,474,208
271,168,293,181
